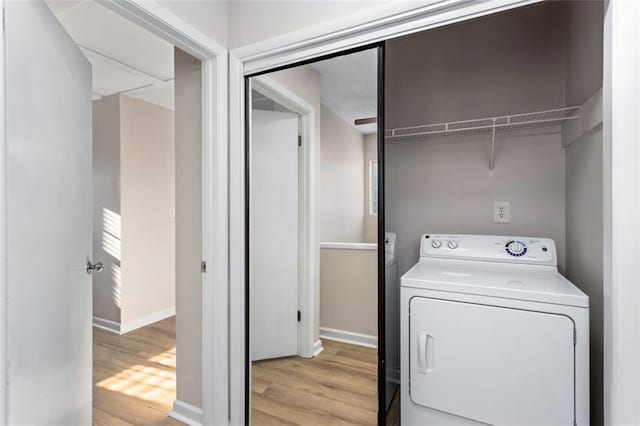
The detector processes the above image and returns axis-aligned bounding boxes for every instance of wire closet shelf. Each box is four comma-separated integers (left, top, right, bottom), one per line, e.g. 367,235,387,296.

384,106,580,171
385,106,580,139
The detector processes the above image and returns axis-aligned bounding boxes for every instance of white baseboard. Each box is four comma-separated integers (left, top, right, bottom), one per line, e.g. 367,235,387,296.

313,339,324,357
92,316,121,334
93,307,175,335
170,400,202,426
121,306,175,334
319,327,377,349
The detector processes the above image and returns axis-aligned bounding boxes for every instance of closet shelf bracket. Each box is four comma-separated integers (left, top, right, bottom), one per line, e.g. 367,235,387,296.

489,118,497,172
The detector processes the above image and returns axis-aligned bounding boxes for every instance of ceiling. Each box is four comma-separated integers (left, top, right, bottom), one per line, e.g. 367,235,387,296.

252,90,296,114
311,49,378,135
46,0,175,110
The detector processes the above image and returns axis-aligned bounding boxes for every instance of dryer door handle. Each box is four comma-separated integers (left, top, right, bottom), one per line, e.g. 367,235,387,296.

417,331,434,374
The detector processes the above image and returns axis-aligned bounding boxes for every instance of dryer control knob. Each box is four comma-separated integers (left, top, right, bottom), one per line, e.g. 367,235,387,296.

447,240,458,249
431,240,442,249
506,240,527,256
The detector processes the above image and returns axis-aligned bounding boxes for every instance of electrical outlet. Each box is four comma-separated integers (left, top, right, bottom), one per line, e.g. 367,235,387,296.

494,201,510,224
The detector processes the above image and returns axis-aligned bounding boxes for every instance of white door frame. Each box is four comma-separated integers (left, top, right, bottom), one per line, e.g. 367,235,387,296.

229,0,549,423
0,0,229,424
250,77,317,359
602,1,640,425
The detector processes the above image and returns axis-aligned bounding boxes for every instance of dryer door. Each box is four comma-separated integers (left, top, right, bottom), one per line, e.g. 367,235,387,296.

409,297,575,425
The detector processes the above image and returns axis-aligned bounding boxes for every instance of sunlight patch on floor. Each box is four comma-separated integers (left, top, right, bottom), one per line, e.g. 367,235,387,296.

147,346,176,368
96,347,176,403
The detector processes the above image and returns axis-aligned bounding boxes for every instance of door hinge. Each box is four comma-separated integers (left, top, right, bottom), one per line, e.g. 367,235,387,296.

201,261,207,273
573,328,577,346
297,310,301,322
298,135,302,147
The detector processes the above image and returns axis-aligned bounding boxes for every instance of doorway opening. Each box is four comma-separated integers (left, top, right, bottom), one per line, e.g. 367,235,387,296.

46,1,204,423
384,2,602,425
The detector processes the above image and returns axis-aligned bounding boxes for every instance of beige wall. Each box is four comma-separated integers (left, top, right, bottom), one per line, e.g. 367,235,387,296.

564,2,604,424
92,95,175,327
363,134,378,243
93,95,122,324
387,130,566,276
320,248,377,336
319,105,366,242
565,0,604,107
174,47,203,407
119,96,175,325
566,129,603,425
386,3,567,129
385,3,568,276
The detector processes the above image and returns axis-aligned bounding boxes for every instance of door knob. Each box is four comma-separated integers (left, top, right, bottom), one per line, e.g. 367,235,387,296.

86,261,104,275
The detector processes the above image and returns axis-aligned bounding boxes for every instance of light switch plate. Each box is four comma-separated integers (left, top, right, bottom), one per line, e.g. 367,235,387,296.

494,201,510,224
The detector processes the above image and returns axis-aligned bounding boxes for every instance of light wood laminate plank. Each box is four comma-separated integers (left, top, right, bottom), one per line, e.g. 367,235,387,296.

93,317,182,425
252,339,378,425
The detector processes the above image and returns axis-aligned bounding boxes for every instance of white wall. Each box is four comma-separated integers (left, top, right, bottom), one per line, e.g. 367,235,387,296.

156,0,427,50
157,0,426,50
119,95,176,325
363,134,377,244
174,47,203,408
157,0,229,48
320,105,365,242
228,1,401,49
385,3,568,275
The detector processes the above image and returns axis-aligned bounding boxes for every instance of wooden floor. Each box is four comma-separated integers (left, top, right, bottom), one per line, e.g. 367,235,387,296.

94,321,390,425
93,317,182,425
387,389,401,426
252,340,378,425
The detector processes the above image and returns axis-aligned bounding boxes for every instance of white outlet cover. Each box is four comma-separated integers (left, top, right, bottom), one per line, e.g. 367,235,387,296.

494,201,510,224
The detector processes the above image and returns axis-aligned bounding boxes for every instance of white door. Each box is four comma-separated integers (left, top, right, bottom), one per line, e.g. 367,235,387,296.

250,109,299,361
410,297,575,425
4,1,93,423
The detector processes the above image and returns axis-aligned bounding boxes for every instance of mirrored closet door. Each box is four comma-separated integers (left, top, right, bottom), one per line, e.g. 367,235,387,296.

245,45,388,424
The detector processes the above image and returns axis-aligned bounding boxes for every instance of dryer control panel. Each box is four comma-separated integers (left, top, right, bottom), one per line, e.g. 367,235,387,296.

420,234,557,266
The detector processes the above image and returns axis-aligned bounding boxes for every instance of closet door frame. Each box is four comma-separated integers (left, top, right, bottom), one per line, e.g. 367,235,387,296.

228,1,634,425
602,1,640,424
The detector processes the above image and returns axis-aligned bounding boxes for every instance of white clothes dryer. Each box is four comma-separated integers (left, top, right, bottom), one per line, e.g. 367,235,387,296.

401,234,589,426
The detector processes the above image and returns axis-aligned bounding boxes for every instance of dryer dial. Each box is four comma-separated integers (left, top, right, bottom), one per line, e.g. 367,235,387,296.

505,240,527,257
